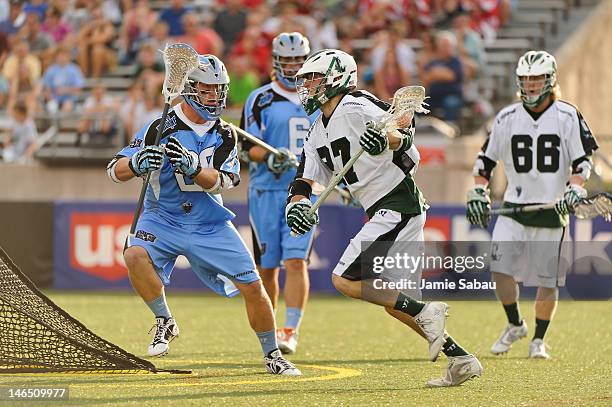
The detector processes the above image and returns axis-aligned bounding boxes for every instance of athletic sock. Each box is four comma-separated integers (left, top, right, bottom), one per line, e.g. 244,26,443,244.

533,318,550,340
393,292,425,317
503,302,523,326
284,307,303,331
146,294,171,319
256,330,279,356
442,335,469,357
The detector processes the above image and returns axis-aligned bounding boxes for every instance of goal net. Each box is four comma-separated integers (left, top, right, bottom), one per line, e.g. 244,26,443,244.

0,246,181,374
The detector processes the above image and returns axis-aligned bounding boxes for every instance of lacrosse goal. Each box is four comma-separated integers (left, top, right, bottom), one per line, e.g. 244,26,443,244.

0,246,186,374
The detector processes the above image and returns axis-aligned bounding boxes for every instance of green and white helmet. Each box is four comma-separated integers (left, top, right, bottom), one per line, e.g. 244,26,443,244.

295,49,357,114
515,50,557,108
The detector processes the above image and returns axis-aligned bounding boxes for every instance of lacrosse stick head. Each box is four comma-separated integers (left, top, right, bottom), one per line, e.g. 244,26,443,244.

379,85,429,133
160,43,199,103
573,193,612,221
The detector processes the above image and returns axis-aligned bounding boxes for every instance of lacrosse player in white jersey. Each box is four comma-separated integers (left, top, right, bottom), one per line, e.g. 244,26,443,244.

285,49,483,387
467,51,599,359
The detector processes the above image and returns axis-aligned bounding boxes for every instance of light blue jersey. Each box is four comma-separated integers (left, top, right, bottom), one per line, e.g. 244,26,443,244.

109,103,257,296
113,104,241,225
240,81,318,191
240,82,318,268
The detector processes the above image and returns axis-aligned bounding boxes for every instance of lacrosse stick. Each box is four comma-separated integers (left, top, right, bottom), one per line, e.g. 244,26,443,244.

223,120,352,201
308,85,429,215
490,192,612,221
129,43,200,236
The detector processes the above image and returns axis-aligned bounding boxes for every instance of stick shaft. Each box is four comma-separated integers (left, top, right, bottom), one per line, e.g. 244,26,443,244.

309,148,365,215
226,121,281,156
490,203,555,216
129,102,171,235
226,120,352,201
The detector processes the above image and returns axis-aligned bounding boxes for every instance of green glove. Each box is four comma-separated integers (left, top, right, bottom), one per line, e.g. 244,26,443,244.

466,186,491,228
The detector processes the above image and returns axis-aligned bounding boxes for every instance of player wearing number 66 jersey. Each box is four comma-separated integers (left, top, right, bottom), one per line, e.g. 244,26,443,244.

240,33,318,354
286,49,483,387
106,54,300,376
467,51,599,359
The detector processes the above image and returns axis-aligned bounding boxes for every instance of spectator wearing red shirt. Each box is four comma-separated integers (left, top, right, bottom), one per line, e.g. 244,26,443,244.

179,12,223,56
231,12,272,83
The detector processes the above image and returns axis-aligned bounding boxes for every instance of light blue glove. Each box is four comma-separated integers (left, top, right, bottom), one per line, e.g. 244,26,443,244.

165,136,201,178
129,145,164,177
266,148,298,174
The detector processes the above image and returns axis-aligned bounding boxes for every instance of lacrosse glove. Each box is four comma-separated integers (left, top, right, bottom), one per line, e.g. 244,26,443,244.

129,145,164,177
286,198,319,235
466,185,491,228
554,184,587,215
266,148,297,174
165,136,201,179
360,120,388,156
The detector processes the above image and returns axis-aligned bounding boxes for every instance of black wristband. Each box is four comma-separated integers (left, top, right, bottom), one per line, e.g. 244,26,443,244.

287,179,312,205
128,157,139,177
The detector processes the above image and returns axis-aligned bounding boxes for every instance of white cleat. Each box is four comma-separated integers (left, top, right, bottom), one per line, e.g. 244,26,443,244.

414,302,448,361
529,339,551,359
277,328,298,355
427,354,484,387
264,349,302,376
491,321,528,355
147,317,179,357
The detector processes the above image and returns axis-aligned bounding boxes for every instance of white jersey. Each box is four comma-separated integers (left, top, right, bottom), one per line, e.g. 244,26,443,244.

483,100,597,204
299,90,420,212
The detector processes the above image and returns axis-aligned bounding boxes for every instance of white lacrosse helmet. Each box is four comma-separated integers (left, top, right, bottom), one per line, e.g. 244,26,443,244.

515,50,557,108
272,32,310,89
183,54,230,121
295,49,357,115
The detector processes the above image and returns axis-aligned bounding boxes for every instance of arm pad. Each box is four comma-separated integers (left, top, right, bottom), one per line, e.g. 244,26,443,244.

571,156,593,181
203,171,237,194
287,179,312,205
472,153,496,180
106,156,126,183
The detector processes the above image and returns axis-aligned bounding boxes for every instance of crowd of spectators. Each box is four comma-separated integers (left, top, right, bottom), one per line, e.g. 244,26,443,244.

0,0,512,163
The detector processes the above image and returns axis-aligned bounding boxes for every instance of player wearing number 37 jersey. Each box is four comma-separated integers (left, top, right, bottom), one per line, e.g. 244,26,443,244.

107,54,300,376
467,51,599,359
286,49,483,387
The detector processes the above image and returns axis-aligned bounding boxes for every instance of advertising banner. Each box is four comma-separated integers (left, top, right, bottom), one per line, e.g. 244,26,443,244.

54,202,611,296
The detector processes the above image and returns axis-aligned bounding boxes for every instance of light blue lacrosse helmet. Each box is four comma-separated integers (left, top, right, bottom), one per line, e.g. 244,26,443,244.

183,54,230,121
272,32,310,89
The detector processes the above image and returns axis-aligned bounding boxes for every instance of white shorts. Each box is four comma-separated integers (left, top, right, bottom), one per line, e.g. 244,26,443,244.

333,209,426,282
490,216,568,288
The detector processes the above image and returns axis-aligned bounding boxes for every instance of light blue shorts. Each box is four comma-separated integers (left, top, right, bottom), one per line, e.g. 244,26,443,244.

127,211,259,297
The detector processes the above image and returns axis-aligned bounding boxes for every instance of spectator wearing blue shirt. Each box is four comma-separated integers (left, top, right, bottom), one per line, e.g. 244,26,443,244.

158,0,190,37
421,31,464,123
23,0,47,21
0,0,25,35
41,47,84,113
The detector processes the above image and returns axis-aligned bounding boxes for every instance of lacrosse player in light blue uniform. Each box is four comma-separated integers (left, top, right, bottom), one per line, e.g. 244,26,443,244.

240,33,318,354
106,54,300,375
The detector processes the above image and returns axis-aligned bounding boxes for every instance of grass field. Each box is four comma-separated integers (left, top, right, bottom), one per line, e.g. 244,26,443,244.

1,293,611,406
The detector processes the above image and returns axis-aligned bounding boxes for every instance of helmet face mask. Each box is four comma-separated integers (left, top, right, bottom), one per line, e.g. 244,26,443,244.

515,51,557,108
182,54,229,121
273,55,308,87
295,49,357,114
272,32,310,89
296,72,328,114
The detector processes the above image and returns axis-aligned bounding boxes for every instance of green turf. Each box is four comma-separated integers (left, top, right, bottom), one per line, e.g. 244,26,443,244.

1,293,611,406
